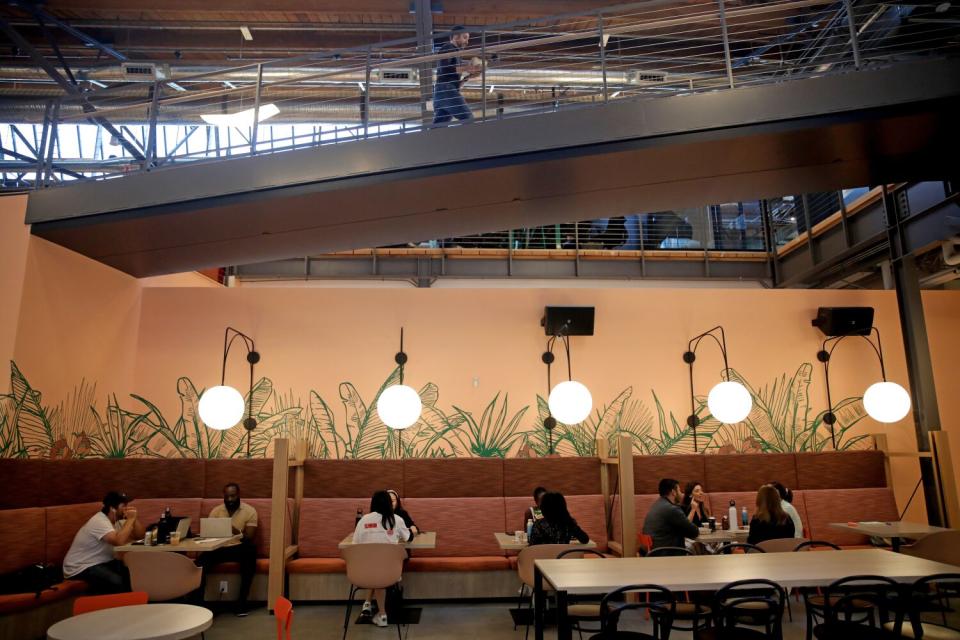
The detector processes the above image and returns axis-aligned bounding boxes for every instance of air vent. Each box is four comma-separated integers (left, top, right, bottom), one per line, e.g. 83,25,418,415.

627,70,668,84
375,68,419,82
382,70,411,80
121,63,157,77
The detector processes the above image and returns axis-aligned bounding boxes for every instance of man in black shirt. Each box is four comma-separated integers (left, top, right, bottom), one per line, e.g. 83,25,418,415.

433,26,481,125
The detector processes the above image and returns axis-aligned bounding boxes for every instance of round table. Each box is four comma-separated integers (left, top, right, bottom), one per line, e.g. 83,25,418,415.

47,603,213,640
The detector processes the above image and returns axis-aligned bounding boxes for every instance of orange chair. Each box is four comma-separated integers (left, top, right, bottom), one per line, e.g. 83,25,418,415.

638,533,654,556
72,591,148,616
275,596,294,640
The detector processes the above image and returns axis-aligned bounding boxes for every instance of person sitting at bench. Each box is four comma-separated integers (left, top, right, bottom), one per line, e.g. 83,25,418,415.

748,485,795,544
528,492,589,545
199,482,258,617
769,480,803,538
63,491,144,593
354,490,411,628
520,486,548,533
643,478,700,555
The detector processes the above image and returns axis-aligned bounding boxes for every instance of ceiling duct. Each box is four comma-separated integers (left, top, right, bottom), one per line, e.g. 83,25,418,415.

627,70,669,84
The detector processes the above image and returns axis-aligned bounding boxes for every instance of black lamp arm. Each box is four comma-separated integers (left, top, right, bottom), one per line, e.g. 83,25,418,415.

816,327,885,449
394,327,409,385
220,328,260,457
541,323,573,454
682,326,734,453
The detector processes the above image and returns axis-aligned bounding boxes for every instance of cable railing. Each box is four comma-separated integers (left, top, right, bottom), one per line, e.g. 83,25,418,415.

0,0,957,188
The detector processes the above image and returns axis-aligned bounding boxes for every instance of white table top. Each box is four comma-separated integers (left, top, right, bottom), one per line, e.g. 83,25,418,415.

115,535,241,553
494,532,598,551
692,528,750,544
829,521,953,538
536,548,960,595
47,603,213,640
338,531,437,549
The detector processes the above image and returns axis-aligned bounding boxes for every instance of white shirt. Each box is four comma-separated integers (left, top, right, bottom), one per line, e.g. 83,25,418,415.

63,512,121,578
783,501,804,538
352,512,411,545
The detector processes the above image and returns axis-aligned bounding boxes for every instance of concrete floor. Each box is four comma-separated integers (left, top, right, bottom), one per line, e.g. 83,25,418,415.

203,599,820,639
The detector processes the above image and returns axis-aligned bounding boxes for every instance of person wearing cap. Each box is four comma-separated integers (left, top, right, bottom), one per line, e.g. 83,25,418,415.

62,491,144,593
432,25,482,125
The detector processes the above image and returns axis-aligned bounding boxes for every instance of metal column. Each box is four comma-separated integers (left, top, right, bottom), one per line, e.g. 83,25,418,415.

414,0,434,126
883,185,946,527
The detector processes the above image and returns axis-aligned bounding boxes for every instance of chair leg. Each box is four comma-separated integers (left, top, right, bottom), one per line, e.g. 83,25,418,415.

515,584,526,631
805,605,814,640
343,585,356,640
396,621,403,640
786,593,793,622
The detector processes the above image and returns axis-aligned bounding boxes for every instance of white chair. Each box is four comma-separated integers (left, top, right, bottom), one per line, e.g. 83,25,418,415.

124,551,202,602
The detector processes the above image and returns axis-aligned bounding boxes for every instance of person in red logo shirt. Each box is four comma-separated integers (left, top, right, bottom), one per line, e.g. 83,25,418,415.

352,490,412,627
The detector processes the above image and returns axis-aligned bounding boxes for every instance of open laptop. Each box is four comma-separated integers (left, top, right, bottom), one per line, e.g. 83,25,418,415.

174,517,191,540
200,517,233,538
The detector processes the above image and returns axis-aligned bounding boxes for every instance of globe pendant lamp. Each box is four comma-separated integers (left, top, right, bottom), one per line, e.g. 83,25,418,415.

542,323,593,454
197,327,260,457
683,326,753,452
375,328,422,457
817,326,911,447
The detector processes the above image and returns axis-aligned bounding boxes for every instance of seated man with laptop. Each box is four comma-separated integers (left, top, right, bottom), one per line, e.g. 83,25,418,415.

198,482,258,616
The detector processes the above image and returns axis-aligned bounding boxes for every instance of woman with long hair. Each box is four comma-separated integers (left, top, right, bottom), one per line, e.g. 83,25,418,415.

387,489,419,537
681,481,711,527
528,492,590,545
353,490,411,627
747,484,795,544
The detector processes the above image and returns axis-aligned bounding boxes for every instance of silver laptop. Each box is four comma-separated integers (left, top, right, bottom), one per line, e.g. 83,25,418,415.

200,517,233,538
174,517,191,540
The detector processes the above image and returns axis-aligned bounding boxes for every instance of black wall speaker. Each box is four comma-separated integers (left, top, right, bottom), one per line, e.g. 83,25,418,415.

542,306,595,336
811,306,874,336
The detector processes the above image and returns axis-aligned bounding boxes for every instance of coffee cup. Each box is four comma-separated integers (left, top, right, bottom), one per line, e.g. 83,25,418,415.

169,532,181,546
708,516,717,532
514,530,524,543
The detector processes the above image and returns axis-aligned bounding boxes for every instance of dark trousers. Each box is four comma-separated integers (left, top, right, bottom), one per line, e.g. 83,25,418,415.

75,559,130,594
199,540,257,603
432,82,474,124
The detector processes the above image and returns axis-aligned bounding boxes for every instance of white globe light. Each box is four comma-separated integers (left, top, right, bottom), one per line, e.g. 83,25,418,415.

548,380,593,425
377,384,422,430
198,385,245,431
863,381,911,423
707,381,753,424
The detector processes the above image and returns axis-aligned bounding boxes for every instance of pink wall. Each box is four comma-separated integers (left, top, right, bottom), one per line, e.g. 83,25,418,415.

0,195,30,370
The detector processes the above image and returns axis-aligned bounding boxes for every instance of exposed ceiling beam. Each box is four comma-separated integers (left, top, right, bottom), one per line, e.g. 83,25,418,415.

8,0,127,60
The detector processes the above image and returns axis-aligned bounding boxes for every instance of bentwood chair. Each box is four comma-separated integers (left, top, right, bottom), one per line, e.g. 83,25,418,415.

698,578,786,640
646,547,710,633
125,551,202,602
882,573,960,639
341,543,406,640
556,548,611,640
275,596,294,640
517,544,593,640
589,584,676,640
814,575,905,640
72,591,148,615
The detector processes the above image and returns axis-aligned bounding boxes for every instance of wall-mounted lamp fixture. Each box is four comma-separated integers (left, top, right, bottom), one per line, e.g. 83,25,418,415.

197,327,260,457
542,327,593,454
376,328,422,457
817,326,911,448
683,326,752,452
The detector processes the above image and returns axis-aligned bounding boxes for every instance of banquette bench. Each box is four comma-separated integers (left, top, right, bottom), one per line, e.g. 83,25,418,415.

0,449,897,639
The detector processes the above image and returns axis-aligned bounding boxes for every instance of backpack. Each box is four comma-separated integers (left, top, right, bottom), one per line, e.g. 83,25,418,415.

0,564,63,597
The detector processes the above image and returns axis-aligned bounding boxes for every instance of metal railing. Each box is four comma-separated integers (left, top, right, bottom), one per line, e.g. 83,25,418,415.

1,0,956,188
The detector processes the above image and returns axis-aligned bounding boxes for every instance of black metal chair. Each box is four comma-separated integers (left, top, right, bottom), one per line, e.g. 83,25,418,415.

556,548,610,640
813,575,905,640
714,542,766,555
794,541,842,552
646,547,711,633
588,584,676,640
794,539,844,633
696,578,786,640
883,573,960,639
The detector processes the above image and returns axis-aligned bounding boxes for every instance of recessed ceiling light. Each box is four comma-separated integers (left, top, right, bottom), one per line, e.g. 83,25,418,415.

240,26,253,41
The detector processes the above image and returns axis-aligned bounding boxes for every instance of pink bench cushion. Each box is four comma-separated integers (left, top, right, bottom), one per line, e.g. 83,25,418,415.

402,497,505,557
0,508,45,574
45,502,101,565
406,557,510,572
803,488,898,546
201,498,292,558
286,558,346,574
298,498,368,558
503,494,607,551
0,580,87,615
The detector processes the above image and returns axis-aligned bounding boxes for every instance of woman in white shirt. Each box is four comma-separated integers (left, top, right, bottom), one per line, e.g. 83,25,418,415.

353,490,411,627
770,481,804,538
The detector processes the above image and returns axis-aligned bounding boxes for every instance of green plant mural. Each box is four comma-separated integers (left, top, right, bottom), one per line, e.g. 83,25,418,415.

0,360,872,460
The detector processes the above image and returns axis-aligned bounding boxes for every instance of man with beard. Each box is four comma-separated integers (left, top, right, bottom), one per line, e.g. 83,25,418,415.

432,25,482,125
63,491,144,593
200,482,258,616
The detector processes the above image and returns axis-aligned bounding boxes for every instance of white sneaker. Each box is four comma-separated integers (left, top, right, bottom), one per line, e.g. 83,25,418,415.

373,613,388,627
361,601,372,617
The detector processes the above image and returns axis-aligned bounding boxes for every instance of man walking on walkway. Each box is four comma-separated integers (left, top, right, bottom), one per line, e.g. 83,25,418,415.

432,26,481,125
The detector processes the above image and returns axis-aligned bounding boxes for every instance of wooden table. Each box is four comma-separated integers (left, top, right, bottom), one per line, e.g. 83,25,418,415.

533,548,960,640
115,535,241,553
494,532,597,551
829,521,953,552
47,603,212,640
338,531,437,549
692,528,750,545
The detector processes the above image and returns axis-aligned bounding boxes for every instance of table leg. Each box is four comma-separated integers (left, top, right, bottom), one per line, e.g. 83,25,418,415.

556,588,571,640
892,537,902,552
534,566,545,640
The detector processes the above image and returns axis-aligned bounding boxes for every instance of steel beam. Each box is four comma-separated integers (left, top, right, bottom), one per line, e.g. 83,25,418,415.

883,185,946,527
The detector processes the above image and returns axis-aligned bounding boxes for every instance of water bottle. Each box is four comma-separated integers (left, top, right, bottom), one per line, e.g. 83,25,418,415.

526,518,534,540
741,507,749,527
728,500,738,532
355,507,363,527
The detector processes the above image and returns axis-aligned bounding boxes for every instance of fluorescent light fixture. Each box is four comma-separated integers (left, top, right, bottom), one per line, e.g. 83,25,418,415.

489,84,496,94
610,90,621,98
88,79,108,88
601,33,610,47
223,81,237,89
200,103,280,127
240,26,253,41
357,81,366,93
167,82,187,92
